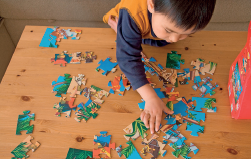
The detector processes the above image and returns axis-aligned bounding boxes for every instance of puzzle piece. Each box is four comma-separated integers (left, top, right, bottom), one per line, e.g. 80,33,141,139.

173,100,188,116
39,28,58,48
146,77,157,88
192,97,217,112
66,148,93,159
53,97,77,117
82,85,109,104
178,69,201,84
52,74,72,97
116,141,142,159
51,51,70,66
166,51,185,69
191,58,217,75
81,51,97,63
124,117,148,140
141,134,167,158
186,123,205,137
96,57,118,75
94,131,112,148
16,110,35,135
108,74,131,96
187,110,206,123
192,77,219,97
75,99,101,122
11,135,40,159
64,29,81,40
67,74,87,97
162,124,181,140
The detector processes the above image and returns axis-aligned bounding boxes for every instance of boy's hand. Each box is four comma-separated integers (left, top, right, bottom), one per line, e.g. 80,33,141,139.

140,96,173,134
137,84,174,134
108,15,118,33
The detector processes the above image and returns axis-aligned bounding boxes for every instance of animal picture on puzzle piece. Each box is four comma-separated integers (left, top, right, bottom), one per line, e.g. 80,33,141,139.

96,57,118,75
141,134,167,159
186,123,205,137
166,51,185,69
52,74,72,97
93,131,116,158
66,148,92,159
192,97,217,112
191,58,217,75
82,85,109,104
39,27,81,48
67,74,87,97
53,97,77,117
108,74,131,96
123,117,148,141
11,135,40,159
75,99,101,122
16,110,35,135
116,141,142,159
81,51,97,63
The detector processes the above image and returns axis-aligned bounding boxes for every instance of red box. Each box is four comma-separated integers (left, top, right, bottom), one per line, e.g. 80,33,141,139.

228,21,251,119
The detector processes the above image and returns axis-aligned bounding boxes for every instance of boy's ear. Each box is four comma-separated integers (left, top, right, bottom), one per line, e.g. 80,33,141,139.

147,0,155,13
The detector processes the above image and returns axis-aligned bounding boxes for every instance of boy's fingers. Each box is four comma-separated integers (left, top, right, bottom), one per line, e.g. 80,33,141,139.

115,17,118,23
143,113,150,128
163,106,174,115
150,115,155,134
155,115,161,132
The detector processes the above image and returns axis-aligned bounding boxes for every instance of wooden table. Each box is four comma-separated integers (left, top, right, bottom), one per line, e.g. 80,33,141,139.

0,26,250,159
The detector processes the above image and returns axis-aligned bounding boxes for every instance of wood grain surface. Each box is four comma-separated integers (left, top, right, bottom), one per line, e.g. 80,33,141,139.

0,26,250,159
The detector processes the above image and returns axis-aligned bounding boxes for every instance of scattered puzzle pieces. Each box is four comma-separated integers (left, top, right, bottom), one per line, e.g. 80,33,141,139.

82,85,109,104
191,58,217,75
16,110,35,135
52,74,72,97
66,148,93,159
178,68,201,85
96,57,117,75
141,134,167,158
67,74,87,97
53,97,77,117
192,97,217,112
192,77,219,97
108,74,131,96
93,131,115,158
123,117,148,141
116,141,142,159
11,135,40,159
166,51,185,69
75,99,101,122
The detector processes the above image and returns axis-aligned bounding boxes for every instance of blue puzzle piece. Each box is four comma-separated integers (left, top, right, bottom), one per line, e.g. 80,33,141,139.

85,99,92,107
187,110,205,122
158,64,164,70
138,99,146,110
96,58,118,75
173,100,188,116
63,29,80,40
39,28,58,48
186,123,204,137
117,141,142,159
192,97,216,112
169,136,187,147
164,115,176,124
154,88,165,99
164,124,181,139
94,131,112,147
52,75,71,97
194,75,202,83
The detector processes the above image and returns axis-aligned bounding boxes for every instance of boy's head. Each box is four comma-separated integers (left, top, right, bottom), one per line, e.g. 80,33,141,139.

147,0,216,43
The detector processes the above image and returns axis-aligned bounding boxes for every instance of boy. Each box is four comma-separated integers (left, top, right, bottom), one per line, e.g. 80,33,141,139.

103,0,216,134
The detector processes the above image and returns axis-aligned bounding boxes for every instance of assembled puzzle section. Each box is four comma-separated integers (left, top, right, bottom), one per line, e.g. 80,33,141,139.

39,26,81,48
67,74,87,97
16,110,35,135
116,141,142,159
123,117,148,141
52,74,72,97
66,148,92,159
108,74,131,96
75,99,101,122
82,85,109,104
191,58,217,75
192,77,219,97
228,21,251,119
96,57,118,75
166,51,185,69
53,97,77,117
11,135,40,159
192,97,217,112
93,131,115,158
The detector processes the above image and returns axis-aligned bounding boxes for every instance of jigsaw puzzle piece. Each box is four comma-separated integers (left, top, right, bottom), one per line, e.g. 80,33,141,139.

11,135,40,158
16,110,35,135
64,29,80,40
166,51,185,69
74,100,101,122
124,117,148,141
96,57,118,75
169,143,191,159
81,51,97,63
83,85,109,104
187,110,206,122
164,115,176,125
192,97,216,112
191,58,205,70
53,97,77,117
162,124,181,140
186,123,205,137
66,148,92,159
67,74,86,98
116,141,142,159
52,74,72,97
39,28,58,48
173,100,188,116
94,131,112,147
200,61,217,75
108,74,130,96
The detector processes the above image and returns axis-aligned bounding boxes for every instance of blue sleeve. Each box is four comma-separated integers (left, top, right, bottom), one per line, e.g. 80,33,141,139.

116,9,149,90
142,39,169,47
